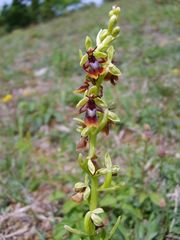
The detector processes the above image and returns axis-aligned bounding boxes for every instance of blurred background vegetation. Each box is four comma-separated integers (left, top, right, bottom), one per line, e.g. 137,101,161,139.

0,0,80,33
0,0,180,239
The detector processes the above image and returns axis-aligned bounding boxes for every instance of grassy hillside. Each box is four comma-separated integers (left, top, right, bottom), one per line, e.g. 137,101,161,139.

0,0,180,239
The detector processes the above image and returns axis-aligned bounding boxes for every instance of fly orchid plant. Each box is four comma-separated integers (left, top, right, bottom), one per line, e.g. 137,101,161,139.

64,6,121,239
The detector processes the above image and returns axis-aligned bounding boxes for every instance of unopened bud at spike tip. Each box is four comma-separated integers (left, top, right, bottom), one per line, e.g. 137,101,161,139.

112,26,120,37
108,15,118,33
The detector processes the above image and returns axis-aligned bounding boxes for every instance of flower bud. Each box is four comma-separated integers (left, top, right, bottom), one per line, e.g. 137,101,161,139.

71,192,83,203
98,35,114,51
100,29,109,42
109,10,114,17
112,26,120,37
91,213,104,227
112,165,120,174
83,186,91,200
108,15,118,33
113,6,121,16
88,159,96,175
74,182,87,192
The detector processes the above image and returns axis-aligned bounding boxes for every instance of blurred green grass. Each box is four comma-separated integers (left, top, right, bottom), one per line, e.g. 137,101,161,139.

0,0,180,239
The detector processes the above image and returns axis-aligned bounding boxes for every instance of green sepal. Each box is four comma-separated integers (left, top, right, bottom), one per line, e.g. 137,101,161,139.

73,117,85,125
94,51,107,59
91,213,103,227
108,110,120,123
75,182,86,191
78,154,89,173
112,165,120,174
96,168,109,175
92,208,104,214
83,186,91,200
88,159,96,175
84,211,95,235
85,36,93,50
109,64,121,76
79,49,83,60
81,127,90,137
76,97,88,108
88,86,98,96
105,152,112,169
80,54,88,66
95,97,107,108
107,46,115,61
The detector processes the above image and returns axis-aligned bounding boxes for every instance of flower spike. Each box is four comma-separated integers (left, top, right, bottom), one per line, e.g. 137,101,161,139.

66,5,122,238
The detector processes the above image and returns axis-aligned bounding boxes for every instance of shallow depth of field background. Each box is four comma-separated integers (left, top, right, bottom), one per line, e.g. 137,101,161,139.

0,0,180,239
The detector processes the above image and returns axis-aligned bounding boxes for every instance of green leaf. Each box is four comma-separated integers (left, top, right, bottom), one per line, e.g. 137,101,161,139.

139,192,148,204
100,195,117,207
49,191,65,201
63,200,77,214
64,225,88,236
149,192,164,206
106,216,121,240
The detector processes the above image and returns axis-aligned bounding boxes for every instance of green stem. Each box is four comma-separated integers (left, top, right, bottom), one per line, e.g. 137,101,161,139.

89,132,99,211
96,73,106,93
99,172,112,190
85,73,106,236
89,132,96,158
90,176,98,211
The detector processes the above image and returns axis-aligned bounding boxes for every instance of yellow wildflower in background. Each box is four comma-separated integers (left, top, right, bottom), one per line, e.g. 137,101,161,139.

172,68,180,76
177,36,180,42
2,94,13,103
